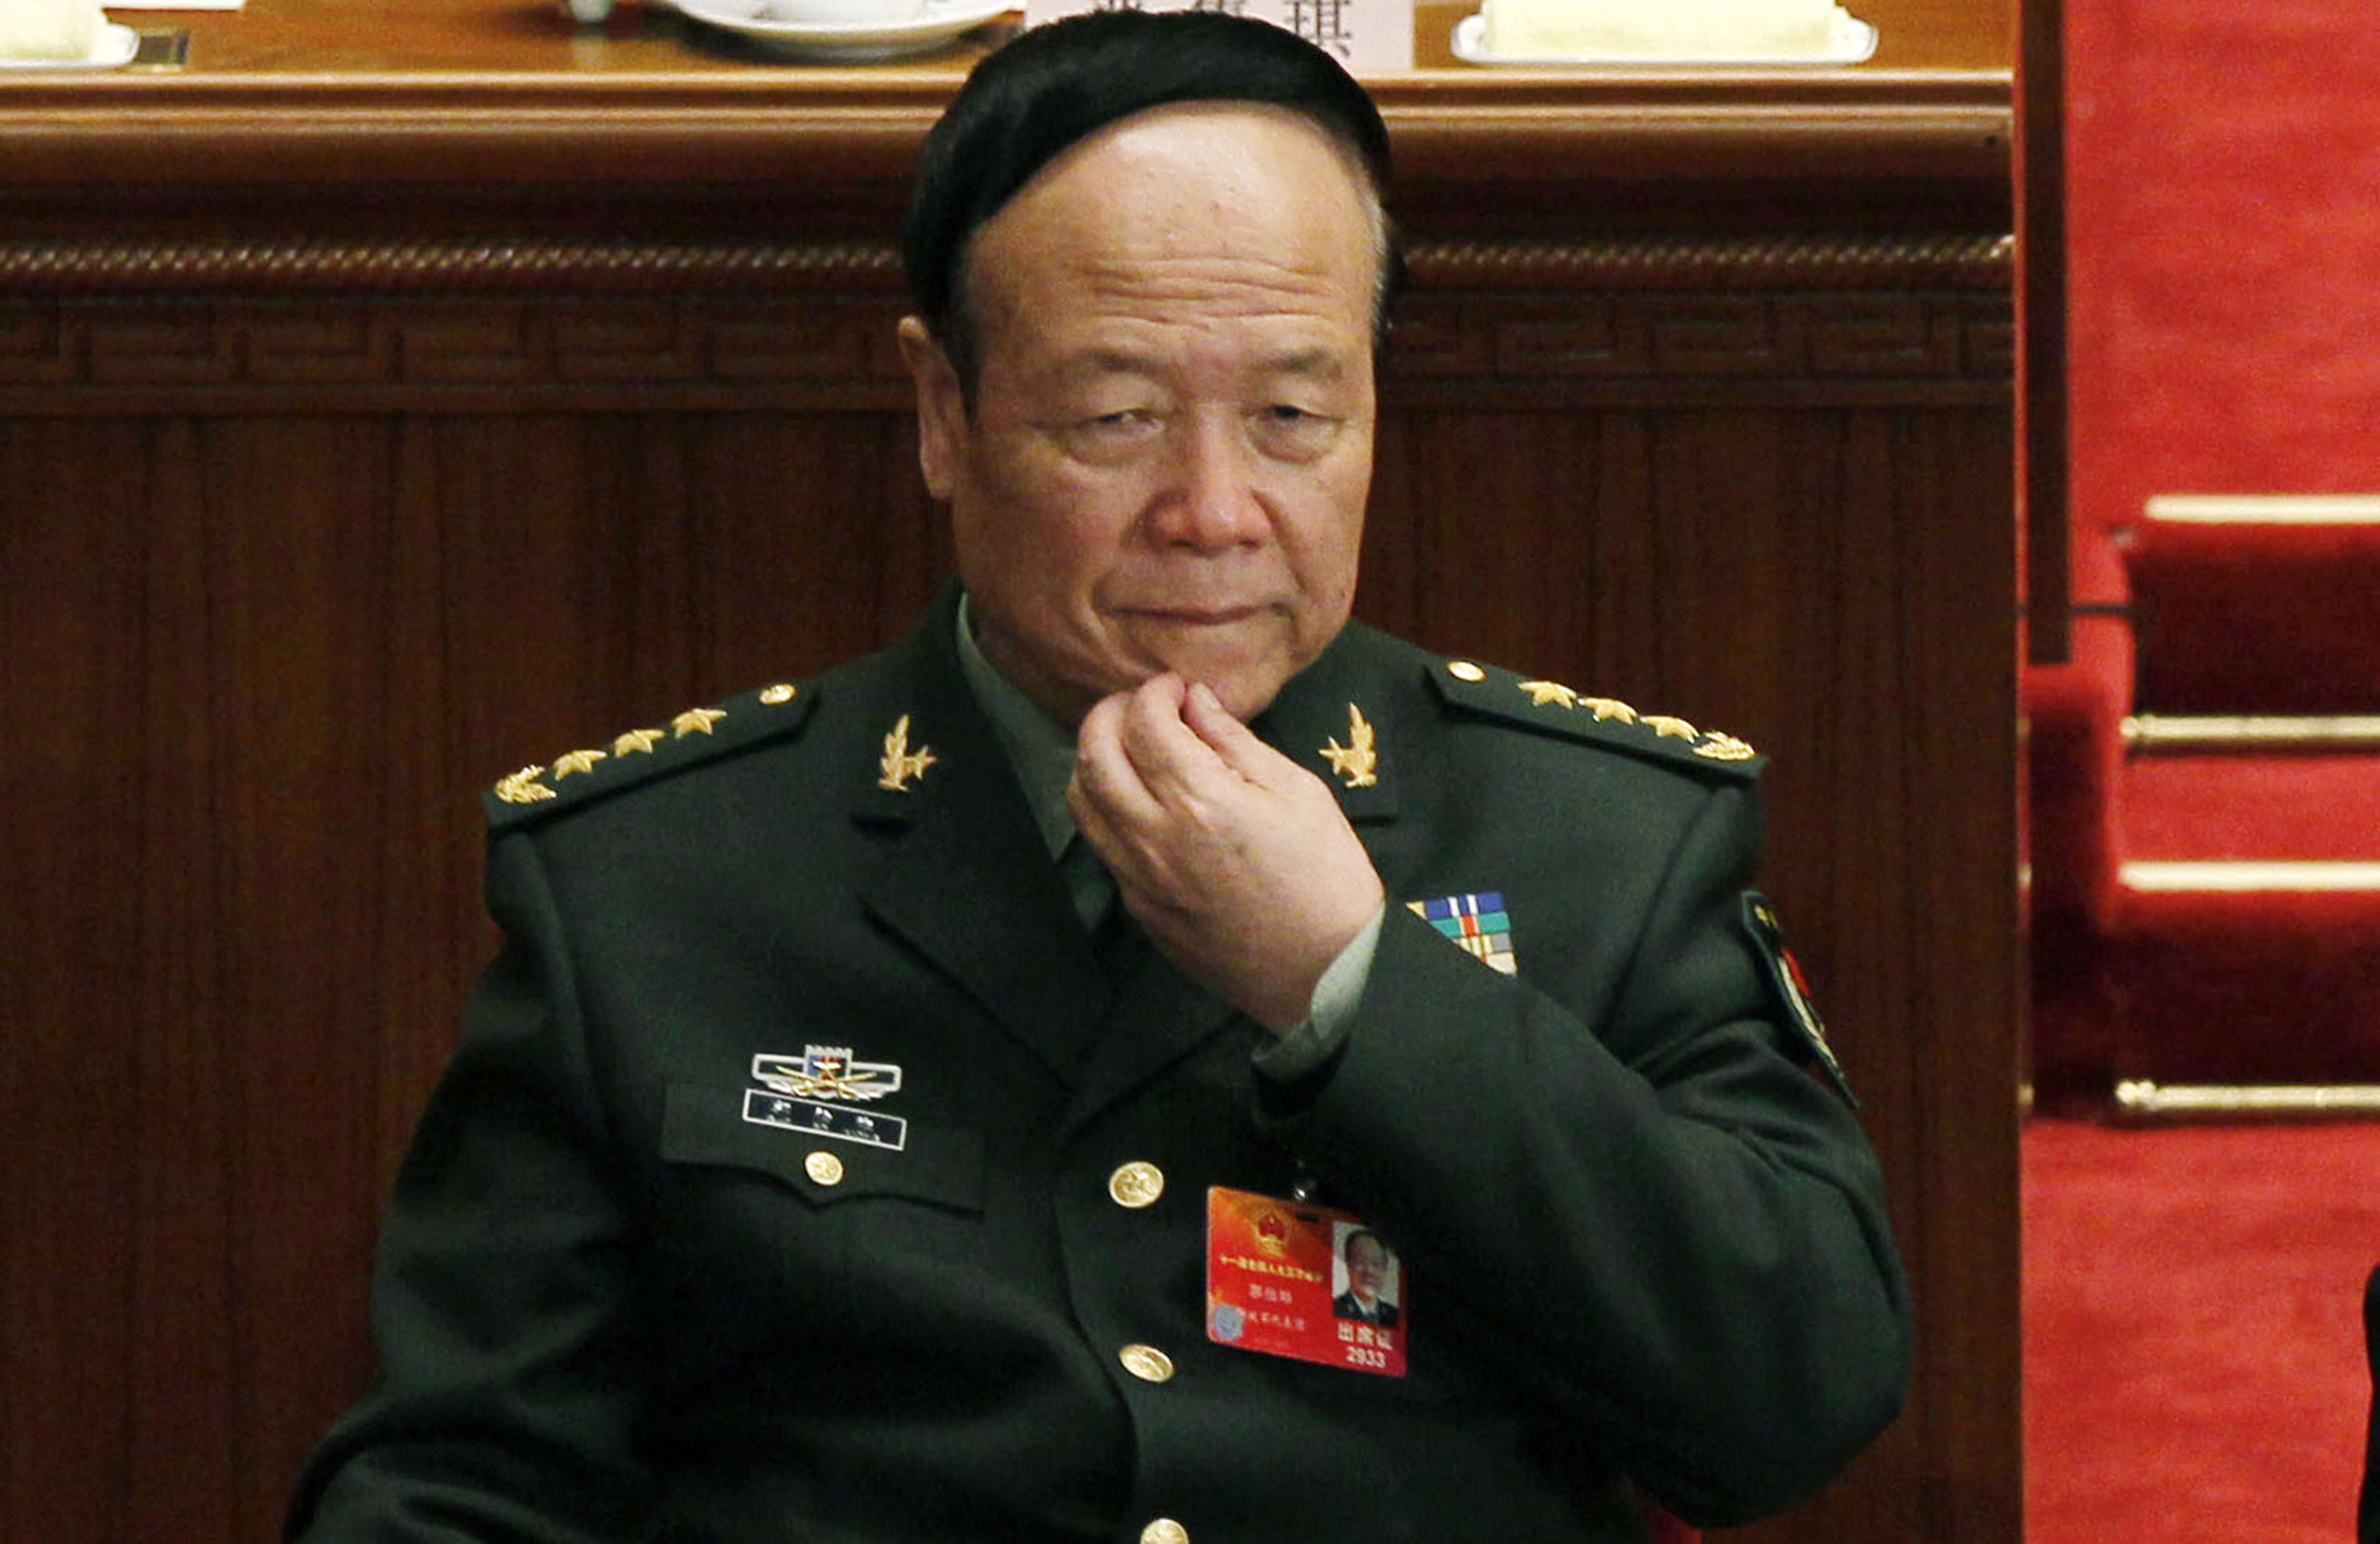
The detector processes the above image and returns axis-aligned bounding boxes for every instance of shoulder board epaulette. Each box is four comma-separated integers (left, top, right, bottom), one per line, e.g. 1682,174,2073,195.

482,679,819,829
1425,656,1765,778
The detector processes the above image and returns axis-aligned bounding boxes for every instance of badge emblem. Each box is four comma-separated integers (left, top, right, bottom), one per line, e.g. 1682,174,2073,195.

1741,892,1855,1106
752,1046,902,1101
1407,891,1517,975
742,1045,909,1151
1643,714,1698,742
1581,696,1638,724
877,713,937,792
1695,731,1758,762
551,748,606,780
1319,703,1378,789
493,765,556,805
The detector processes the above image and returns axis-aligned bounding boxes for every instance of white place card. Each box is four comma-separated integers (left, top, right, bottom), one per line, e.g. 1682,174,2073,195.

1021,0,1413,74
106,0,246,10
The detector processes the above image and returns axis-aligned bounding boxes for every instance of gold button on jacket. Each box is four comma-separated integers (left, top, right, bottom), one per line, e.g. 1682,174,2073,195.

1107,1160,1164,1208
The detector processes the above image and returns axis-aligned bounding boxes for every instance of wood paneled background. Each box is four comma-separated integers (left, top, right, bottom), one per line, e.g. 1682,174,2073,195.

0,11,2018,1535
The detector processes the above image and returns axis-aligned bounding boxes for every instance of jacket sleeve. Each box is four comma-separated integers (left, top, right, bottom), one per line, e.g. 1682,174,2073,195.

1266,779,1910,1527
285,833,654,1543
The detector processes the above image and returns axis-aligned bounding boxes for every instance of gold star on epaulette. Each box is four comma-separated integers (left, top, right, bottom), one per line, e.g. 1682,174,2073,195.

1580,697,1638,724
494,765,556,805
551,749,606,780
1694,731,1758,762
1319,703,1378,789
614,728,664,756
673,706,726,739
878,713,936,792
1644,714,1698,742
1517,680,1578,709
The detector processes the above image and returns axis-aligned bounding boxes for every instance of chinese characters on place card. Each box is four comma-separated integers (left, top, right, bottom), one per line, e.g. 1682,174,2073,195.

1022,0,1413,73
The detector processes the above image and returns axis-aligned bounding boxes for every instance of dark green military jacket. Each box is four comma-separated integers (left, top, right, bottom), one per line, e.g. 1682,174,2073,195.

288,596,1909,1543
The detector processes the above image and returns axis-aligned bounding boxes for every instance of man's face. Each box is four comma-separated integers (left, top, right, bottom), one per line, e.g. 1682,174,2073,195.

1346,1234,1389,1301
901,102,1379,727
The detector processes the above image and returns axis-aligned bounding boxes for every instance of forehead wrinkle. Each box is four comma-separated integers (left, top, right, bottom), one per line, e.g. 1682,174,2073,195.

1046,342,1351,396
1077,250,1349,308
972,251,1348,349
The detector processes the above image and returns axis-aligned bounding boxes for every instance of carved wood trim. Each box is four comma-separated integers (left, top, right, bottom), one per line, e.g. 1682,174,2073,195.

0,233,2008,297
0,234,2010,411
0,239,905,296
1387,292,2013,399
1409,233,2013,291
0,293,2011,413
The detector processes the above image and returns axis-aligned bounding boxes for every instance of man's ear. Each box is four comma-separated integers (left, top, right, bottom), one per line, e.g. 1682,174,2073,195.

897,317,966,503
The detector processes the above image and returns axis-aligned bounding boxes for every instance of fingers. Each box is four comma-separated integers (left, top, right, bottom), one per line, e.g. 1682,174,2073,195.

1066,693,1140,856
1070,679,1170,831
1178,679,1284,787
1114,676,1228,808
1062,672,1383,1029
1072,673,1309,837
1076,675,1217,806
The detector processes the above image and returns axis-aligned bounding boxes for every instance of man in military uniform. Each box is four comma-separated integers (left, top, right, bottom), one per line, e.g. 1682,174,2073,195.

287,13,1909,1542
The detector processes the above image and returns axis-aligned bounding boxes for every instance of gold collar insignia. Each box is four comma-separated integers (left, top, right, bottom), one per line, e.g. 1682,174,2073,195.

877,713,937,792
1320,703,1379,789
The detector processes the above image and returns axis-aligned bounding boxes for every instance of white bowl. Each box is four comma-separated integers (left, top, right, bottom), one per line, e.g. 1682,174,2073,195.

763,0,924,23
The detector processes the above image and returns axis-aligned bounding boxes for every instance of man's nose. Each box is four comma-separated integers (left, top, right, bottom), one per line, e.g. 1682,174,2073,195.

1146,413,1267,552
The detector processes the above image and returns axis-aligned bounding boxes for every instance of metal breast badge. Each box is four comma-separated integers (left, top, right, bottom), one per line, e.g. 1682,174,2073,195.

742,1045,909,1152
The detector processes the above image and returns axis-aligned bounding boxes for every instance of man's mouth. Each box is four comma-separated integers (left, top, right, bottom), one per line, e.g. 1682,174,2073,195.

1119,604,1269,626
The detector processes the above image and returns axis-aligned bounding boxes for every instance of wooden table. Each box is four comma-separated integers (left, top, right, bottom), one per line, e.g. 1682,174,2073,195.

0,4,2019,1541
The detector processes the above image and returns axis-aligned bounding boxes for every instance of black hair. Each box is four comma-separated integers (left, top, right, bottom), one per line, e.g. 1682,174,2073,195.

902,10,1400,396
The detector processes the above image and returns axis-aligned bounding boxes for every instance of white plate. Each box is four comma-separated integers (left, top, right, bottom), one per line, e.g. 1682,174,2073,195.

1451,11,1877,67
0,22,139,70
675,0,1014,60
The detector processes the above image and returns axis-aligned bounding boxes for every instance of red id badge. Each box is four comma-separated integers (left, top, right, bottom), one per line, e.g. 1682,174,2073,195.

1205,1186,1407,1377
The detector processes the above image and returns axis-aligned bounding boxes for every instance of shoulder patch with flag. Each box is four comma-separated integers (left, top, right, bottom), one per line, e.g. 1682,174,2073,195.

1741,891,1855,1106
1408,891,1517,975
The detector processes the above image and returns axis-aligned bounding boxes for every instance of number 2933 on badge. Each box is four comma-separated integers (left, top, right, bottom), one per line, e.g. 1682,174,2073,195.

1205,1186,1407,1378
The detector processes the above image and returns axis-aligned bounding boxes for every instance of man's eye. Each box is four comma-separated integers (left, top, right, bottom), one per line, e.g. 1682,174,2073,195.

1255,404,1340,458
1262,403,1344,433
1055,409,1160,463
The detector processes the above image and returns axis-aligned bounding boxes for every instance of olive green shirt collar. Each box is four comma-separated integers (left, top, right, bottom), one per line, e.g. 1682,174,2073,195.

954,593,1079,863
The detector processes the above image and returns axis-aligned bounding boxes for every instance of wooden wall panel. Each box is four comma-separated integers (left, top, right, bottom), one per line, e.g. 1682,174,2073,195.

2,420,142,1544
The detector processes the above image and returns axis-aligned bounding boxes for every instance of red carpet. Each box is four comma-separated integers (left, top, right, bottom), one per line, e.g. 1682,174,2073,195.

2023,1119,2380,1543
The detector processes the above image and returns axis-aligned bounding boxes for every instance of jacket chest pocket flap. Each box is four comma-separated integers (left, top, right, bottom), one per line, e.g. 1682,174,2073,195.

660,1082,986,1215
